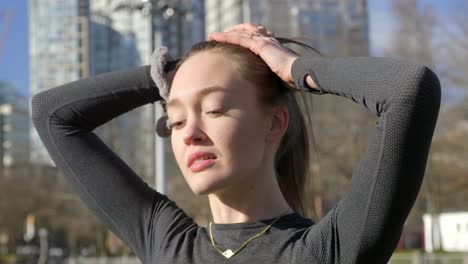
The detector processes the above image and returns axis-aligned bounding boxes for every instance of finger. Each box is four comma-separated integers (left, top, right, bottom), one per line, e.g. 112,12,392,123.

207,31,264,55
255,25,268,35
224,26,268,35
209,30,274,42
222,27,276,39
223,22,260,33
223,23,273,37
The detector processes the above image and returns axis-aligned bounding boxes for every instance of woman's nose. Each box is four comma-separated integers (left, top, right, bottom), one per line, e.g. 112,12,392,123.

183,119,207,145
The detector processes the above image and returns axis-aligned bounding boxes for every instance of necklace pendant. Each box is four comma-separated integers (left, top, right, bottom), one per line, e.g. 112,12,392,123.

223,249,234,258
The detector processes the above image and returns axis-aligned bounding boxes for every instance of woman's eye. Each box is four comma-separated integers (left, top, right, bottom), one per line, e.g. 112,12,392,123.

168,110,224,129
169,121,183,129
206,109,224,116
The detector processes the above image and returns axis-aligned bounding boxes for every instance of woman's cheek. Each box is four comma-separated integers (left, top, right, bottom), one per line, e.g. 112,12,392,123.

225,115,263,164
170,134,186,173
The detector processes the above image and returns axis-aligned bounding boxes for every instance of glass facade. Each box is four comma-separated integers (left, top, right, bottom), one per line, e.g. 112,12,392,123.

89,0,154,183
300,0,369,56
205,0,247,34
28,0,90,166
205,0,369,56
0,81,30,167
88,0,205,183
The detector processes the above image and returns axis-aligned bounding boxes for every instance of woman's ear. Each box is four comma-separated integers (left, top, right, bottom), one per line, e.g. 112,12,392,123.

266,104,289,143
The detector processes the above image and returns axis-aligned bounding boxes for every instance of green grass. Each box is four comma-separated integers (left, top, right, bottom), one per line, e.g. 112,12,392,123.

390,251,468,264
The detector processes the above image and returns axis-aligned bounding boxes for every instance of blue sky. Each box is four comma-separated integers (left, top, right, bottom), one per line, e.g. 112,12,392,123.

0,0,28,96
0,0,465,100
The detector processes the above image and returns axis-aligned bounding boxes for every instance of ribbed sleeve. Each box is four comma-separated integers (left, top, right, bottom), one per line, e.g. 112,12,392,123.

292,56,441,263
31,65,198,263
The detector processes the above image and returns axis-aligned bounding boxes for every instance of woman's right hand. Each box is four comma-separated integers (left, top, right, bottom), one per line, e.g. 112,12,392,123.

207,23,300,89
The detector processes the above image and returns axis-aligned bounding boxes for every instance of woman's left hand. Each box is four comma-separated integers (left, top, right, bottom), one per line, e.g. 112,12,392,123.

207,23,299,87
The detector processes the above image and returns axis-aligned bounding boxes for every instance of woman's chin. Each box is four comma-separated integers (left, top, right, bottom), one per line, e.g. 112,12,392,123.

189,173,231,196
191,182,224,196
192,187,215,196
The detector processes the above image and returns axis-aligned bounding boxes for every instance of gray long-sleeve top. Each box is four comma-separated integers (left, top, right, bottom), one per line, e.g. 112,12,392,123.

31,53,441,263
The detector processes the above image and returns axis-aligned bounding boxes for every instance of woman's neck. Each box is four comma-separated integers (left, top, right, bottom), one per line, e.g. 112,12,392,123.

207,167,292,224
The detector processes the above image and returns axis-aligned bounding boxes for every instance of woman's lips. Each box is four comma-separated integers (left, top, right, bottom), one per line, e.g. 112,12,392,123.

187,151,217,167
189,158,217,172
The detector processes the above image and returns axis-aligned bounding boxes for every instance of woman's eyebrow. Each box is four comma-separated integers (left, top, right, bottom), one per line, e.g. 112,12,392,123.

166,85,228,110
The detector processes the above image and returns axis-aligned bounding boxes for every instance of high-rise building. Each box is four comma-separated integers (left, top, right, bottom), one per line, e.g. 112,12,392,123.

298,0,369,56
88,0,205,182
205,0,369,56
88,0,157,182
28,0,91,165
147,0,206,57
90,0,150,74
0,81,30,169
205,0,255,34
28,0,204,180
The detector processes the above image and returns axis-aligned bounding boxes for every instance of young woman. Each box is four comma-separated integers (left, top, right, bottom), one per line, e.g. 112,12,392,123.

31,23,441,263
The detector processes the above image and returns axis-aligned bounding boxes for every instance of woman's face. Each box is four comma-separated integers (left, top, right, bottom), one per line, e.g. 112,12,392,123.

167,51,273,195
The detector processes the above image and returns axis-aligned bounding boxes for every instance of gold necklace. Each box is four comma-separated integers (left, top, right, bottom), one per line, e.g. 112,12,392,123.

208,207,292,259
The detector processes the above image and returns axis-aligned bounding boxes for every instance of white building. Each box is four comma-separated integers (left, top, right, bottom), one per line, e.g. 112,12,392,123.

423,212,468,252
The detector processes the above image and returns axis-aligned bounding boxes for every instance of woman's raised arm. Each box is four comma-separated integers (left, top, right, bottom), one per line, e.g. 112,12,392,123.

291,56,441,263
31,65,197,263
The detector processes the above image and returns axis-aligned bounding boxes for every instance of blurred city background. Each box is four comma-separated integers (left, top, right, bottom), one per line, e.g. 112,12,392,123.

0,0,467,263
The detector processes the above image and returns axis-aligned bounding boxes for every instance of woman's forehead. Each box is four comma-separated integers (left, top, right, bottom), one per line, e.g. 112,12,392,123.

175,52,238,83
170,53,252,101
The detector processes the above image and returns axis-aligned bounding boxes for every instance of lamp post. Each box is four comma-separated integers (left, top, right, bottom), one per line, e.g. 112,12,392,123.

37,228,48,264
146,0,169,195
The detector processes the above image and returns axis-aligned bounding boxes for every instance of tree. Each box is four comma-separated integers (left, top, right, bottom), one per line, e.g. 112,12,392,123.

387,0,442,249
438,7,468,90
